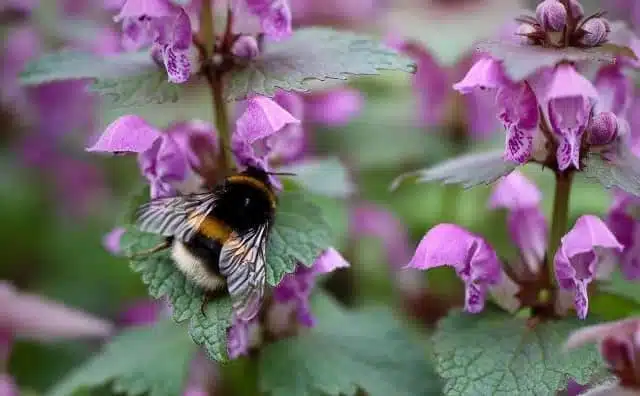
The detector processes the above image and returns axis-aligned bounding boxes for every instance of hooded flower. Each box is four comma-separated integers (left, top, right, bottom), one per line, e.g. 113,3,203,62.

565,317,640,391
111,0,197,82
88,116,217,198
242,0,292,40
554,215,623,319
406,224,502,313
607,192,640,280
489,171,547,274
273,248,350,327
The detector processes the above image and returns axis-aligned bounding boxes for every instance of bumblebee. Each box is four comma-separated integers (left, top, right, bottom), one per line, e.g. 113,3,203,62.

133,165,277,321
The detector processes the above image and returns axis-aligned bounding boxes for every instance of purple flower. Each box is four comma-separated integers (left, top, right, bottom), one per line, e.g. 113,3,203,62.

349,203,413,269
232,96,300,182
489,171,548,275
103,227,126,255
302,88,364,127
0,281,113,341
227,316,261,359
273,248,349,327
117,299,165,327
452,57,508,94
88,116,217,198
111,0,197,83
289,0,377,27
554,215,623,319
242,0,292,40
541,64,598,170
607,192,640,280
0,374,18,396
496,81,540,164
565,317,640,390
407,224,502,313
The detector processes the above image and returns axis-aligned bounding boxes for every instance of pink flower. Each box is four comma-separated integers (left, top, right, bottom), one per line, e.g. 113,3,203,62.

554,215,623,319
407,224,502,313
88,116,217,198
565,317,640,390
272,248,349,326
497,81,540,164
103,227,126,255
489,171,548,275
606,192,640,280
0,281,113,341
541,64,598,170
242,0,292,40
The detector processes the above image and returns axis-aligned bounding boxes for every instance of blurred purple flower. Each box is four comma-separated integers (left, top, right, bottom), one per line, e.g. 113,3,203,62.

227,316,261,359
242,0,293,40
349,203,413,269
407,224,502,313
117,299,165,327
489,171,548,275
273,248,349,327
0,281,113,341
565,317,640,390
290,0,377,27
392,37,500,138
607,192,640,280
555,215,623,319
0,374,18,396
103,227,126,255
0,25,40,113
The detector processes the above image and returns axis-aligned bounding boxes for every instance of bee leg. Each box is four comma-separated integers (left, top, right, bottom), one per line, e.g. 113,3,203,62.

126,239,171,260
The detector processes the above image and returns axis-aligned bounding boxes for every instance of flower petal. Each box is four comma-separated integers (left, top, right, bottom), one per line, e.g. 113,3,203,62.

303,88,364,127
0,374,18,396
102,227,125,255
407,224,502,313
595,64,632,117
453,57,507,94
0,282,114,340
508,208,548,275
555,215,623,319
114,0,176,21
86,115,160,153
548,96,591,170
311,248,350,275
489,170,542,210
243,0,292,40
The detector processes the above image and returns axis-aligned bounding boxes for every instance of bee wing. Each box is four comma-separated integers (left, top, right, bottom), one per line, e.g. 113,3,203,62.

135,192,218,242
219,225,268,321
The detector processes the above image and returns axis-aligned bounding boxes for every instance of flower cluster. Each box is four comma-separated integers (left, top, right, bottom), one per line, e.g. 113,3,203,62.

106,0,293,83
407,171,623,319
454,0,639,172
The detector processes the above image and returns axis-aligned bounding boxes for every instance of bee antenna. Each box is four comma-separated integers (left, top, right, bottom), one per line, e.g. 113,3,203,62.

267,171,297,177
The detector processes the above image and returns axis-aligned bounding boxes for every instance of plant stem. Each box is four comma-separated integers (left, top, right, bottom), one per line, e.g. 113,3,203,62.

211,73,234,173
199,0,214,55
546,171,574,283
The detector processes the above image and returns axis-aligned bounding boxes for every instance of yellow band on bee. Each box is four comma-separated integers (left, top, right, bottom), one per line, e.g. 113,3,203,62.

188,214,232,243
226,175,277,209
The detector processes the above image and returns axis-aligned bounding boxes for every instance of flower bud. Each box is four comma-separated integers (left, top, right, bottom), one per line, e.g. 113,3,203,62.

569,0,584,20
516,23,538,45
231,35,260,59
587,111,618,146
536,0,567,32
580,18,610,46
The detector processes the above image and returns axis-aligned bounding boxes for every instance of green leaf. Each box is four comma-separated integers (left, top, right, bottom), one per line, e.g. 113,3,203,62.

20,50,154,85
432,310,602,395
266,191,333,286
119,189,333,361
90,69,183,110
48,320,196,396
391,149,518,191
225,27,415,101
277,157,355,198
582,147,640,197
477,41,617,81
259,293,442,396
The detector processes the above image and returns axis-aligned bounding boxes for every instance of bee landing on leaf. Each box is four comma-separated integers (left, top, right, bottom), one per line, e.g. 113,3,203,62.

132,165,278,321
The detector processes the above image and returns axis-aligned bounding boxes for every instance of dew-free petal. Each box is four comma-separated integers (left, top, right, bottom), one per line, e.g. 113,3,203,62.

497,82,539,164
453,57,507,94
489,170,542,210
407,224,502,313
114,0,175,21
102,227,125,255
86,115,160,153
595,64,632,117
0,282,114,340
243,0,292,40
303,88,364,127
554,215,623,319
